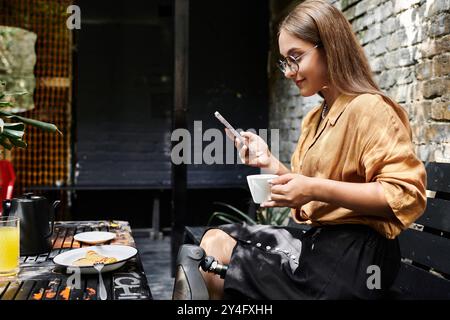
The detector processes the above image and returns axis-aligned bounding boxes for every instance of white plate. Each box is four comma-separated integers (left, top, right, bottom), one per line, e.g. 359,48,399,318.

74,231,116,244
53,245,137,274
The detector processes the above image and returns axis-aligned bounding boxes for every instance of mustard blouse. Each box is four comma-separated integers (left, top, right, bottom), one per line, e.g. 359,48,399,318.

290,93,427,239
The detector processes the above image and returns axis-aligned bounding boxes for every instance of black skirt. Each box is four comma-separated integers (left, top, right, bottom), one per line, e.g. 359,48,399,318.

203,223,401,300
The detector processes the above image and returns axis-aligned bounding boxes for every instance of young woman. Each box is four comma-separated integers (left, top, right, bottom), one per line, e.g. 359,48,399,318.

200,0,427,299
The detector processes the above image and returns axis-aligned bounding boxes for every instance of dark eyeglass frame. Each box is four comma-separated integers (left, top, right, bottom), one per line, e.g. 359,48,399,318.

277,44,320,74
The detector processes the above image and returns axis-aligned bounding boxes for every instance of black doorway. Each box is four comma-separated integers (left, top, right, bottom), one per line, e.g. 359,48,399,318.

75,0,174,188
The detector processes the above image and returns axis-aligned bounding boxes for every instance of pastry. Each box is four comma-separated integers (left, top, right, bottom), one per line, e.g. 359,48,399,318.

73,250,118,266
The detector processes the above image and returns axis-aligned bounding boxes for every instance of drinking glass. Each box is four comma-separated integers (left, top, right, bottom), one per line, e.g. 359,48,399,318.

0,216,20,277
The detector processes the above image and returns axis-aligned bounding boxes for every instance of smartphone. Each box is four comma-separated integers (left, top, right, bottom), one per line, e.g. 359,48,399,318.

214,111,245,145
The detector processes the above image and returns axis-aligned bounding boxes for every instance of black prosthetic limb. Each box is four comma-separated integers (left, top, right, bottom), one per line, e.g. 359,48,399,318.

172,244,229,300
200,255,228,279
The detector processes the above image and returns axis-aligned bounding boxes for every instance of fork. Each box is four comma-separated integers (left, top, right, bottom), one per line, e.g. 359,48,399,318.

93,262,107,300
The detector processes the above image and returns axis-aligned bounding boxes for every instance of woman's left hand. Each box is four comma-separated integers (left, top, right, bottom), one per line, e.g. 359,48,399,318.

261,173,315,208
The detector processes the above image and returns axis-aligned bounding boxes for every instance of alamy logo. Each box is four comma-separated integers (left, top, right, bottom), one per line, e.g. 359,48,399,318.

66,266,82,289
366,265,381,290
171,121,280,165
66,5,81,30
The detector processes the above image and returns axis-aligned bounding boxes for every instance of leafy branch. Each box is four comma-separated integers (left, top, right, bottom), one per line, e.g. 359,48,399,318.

0,81,61,150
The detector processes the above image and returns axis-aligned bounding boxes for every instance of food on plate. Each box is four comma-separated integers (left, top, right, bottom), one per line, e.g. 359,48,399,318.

72,250,118,266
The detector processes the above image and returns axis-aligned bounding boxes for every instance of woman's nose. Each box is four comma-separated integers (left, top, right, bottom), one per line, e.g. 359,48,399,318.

283,68,296,79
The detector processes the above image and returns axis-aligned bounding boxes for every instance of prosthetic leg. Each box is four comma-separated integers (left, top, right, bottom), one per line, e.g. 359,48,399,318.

172,244,229,300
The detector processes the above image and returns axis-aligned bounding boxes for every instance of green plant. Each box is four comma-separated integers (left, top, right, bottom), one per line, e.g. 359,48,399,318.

256,206,291,226
207,201,291,226
0,81,60,150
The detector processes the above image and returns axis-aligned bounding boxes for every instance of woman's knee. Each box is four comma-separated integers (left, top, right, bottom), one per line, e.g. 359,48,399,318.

200,229,236,263
200,229,230,247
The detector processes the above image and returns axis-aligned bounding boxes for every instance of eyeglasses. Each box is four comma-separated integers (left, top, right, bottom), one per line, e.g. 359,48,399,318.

277,44,319,74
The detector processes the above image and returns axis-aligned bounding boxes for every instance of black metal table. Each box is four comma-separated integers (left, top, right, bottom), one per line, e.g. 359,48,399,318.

0,220,152,300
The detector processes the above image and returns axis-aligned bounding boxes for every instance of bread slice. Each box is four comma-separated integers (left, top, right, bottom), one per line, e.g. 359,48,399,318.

73,250,118,266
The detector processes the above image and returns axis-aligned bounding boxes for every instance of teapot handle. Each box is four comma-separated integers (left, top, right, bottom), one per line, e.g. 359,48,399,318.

45,200,61,238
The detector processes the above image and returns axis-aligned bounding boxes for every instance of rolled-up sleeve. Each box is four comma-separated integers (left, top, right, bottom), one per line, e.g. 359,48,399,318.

357,99,427,230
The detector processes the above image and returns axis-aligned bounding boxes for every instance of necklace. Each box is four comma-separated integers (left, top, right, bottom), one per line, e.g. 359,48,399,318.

321,102,328,120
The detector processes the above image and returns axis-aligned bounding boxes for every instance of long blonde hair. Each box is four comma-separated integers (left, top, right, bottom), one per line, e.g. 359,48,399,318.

279,0,400,110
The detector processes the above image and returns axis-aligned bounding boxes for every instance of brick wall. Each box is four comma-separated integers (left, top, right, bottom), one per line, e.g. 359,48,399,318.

269,0,450,166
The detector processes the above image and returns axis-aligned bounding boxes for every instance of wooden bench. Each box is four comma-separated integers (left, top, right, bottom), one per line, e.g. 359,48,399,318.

183,162,450,299
390,162,450,299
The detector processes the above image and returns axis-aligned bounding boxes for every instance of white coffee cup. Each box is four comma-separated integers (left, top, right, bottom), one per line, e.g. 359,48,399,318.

247,174,278,204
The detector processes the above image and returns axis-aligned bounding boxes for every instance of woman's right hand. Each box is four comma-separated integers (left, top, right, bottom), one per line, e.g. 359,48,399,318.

225,129,271,168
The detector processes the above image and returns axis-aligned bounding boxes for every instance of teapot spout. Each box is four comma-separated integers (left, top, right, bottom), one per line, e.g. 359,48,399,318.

2,199,12,217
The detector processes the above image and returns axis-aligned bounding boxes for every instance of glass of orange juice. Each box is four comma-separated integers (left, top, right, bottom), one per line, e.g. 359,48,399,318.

0,216,20,277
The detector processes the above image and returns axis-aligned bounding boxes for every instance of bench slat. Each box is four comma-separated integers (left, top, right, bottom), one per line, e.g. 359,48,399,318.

391,262,450,299
398,229,450,275
416,198,450,233
425,162,450,193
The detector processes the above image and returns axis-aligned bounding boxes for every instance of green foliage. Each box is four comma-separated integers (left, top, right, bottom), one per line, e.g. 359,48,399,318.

207,202,291,226
256,206,291,226
207,202,257,226
0,81,61,150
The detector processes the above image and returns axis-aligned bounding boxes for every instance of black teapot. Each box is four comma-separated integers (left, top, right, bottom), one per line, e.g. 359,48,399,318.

3,193,60,256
